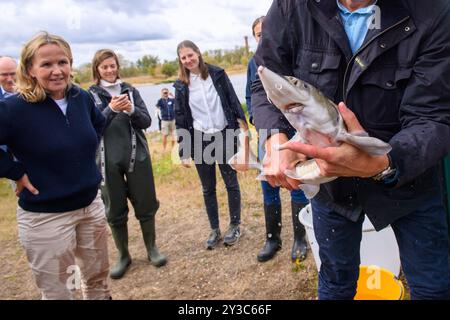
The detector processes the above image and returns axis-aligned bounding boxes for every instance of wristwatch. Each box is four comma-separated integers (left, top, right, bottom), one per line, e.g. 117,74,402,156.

372,154,397,182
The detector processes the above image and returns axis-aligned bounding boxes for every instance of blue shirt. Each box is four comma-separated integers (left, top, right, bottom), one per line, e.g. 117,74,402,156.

156,98,175,121
337,0,378,54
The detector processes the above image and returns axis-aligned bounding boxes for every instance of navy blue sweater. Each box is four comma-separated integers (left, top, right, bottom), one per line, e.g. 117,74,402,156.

0,86,106,213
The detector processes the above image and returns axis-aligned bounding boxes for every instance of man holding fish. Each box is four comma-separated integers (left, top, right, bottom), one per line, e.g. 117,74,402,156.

250,0,450,300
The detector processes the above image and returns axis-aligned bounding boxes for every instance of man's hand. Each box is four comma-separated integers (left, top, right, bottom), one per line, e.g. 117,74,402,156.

280,103,389,178
263,133,307,191
15,174,39,197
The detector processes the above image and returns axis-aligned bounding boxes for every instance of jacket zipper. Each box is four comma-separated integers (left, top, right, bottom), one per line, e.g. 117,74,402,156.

342,16,410,103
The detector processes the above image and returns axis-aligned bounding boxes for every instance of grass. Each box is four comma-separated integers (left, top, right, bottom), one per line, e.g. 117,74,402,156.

0,179,17,242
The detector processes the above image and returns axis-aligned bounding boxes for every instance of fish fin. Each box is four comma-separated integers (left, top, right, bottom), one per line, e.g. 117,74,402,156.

229,130,263,171
339,132,392,156
299,184,320,199
227,153,241,171
256,173,267,181
284,168,303,180
274,133,305,151
284,160,322,182
352,130,369,137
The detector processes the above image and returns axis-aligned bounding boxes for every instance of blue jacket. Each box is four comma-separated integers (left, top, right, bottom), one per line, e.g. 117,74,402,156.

0,86,106,213
245,57,257,124
156,98,175,121
252,0,450,230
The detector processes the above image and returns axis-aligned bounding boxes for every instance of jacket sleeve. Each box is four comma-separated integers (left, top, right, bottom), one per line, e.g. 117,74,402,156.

389,5,450,187
130,88,152,130
174,88,187,130
86,92,106,142
252,0,296,138
245,59,254,123
0,101,25,180
87,88,118,128
173,87,191,160
224,71,246,122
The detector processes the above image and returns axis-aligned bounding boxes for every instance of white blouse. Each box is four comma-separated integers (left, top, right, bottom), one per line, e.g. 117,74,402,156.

188,73,227,134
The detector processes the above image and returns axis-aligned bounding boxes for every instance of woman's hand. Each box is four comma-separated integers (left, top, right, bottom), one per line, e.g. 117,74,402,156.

109,94,132,112
15,174,39,197
263,133,307,191
280,103,389,178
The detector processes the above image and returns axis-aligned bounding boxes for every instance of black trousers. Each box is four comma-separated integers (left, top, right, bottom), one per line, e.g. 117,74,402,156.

192,129,241,230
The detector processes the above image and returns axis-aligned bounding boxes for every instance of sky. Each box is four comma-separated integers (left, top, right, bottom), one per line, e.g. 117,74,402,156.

1,0,273,67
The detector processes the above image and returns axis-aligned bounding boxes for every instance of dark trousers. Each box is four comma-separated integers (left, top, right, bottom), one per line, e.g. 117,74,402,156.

192,129,241,230
195,162,241,230
312,196,450,300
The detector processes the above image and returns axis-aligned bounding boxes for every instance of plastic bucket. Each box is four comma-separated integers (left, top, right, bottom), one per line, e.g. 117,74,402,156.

355,265,405,300
299,204,401,277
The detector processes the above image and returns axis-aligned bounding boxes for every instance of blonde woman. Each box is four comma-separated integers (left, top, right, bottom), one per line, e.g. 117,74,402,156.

89,49,166,280
0,32,110,299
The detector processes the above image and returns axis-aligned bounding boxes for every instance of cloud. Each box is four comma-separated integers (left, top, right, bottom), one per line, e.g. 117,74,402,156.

1,0,272,66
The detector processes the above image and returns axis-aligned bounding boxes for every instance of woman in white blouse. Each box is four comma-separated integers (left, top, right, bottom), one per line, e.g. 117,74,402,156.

173,40,249,250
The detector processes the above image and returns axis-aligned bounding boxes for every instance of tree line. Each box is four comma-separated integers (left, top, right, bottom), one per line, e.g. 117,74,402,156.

73,46,252,85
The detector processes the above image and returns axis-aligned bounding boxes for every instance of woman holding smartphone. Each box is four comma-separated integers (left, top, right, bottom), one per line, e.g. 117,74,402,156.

89,49,166,280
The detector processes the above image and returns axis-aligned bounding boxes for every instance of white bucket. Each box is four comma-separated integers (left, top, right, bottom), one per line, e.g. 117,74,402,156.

300,204,401,277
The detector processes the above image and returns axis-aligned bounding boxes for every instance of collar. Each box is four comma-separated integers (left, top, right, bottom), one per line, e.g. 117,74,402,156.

0,86,15,96
100,79,123,88
336,0,378,16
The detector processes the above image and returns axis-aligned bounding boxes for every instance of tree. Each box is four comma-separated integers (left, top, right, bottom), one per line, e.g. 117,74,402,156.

161,60,178,77
137,55,160,71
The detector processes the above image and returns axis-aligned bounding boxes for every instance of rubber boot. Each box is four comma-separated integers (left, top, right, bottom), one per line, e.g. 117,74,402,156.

291,202,308,262
109,224,132,279
140,217,167,267
257,204,282,262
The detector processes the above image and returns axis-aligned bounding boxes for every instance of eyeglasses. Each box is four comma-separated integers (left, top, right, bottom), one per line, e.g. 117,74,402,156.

0,72,16,77
163,92,169,95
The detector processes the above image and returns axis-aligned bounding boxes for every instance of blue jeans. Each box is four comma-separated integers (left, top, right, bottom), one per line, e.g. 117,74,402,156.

312,196,450,300
262,181,308,205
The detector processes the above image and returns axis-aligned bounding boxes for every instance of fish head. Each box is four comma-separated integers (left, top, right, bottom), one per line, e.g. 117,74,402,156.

257,66,312,113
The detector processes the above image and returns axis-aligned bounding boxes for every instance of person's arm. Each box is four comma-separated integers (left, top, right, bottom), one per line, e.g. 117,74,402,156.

0,101,25,180
0,101,38,195
86,91,106,142
279,5,450,187
174,87,191,165
387,7,450,187
245,59,254,124
129,88,152,130
251,0,304,189
88,88,118,127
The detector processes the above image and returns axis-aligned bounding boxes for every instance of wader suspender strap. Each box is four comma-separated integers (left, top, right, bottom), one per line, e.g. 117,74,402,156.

90,90,106,186
128,90,137,173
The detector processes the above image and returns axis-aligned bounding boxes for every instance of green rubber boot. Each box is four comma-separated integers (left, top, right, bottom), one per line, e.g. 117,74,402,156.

140,218,167,267
109,224,132,279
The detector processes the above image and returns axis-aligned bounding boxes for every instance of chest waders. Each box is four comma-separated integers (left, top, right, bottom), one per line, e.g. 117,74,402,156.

90,89,167,279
